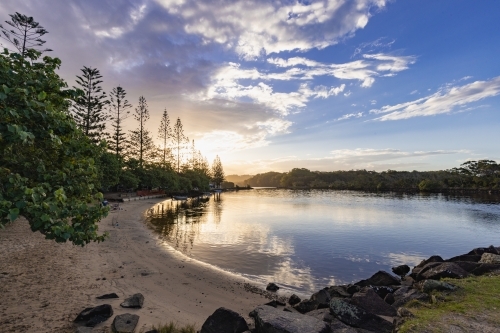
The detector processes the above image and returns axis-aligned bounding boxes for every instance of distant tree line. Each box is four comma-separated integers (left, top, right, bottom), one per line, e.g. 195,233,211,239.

244,160,500,192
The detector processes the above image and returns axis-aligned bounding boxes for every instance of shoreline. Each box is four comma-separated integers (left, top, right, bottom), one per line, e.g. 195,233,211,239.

0,199,271,332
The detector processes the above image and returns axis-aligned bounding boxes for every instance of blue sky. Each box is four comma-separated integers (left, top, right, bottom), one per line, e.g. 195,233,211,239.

1,0,499,174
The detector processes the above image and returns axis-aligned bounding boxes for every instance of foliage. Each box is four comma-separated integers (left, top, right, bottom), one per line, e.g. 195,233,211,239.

0,49,107,245
108,86,132,158
244,160,500,191
72,66,109,143
128,96,155,169
172,117,188,173
96,151,120,191
211,155,225,187
0,12,51,57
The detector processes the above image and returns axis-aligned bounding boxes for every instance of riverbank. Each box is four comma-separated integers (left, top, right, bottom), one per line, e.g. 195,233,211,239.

0,199,270,332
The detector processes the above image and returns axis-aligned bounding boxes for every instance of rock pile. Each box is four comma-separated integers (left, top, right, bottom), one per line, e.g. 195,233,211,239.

199,245,500,333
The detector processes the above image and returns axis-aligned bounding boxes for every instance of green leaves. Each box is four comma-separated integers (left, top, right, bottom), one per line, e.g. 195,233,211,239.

8,208,19,222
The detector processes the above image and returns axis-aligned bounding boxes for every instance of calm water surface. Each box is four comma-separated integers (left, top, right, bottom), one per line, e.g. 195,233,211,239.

146,189,500,295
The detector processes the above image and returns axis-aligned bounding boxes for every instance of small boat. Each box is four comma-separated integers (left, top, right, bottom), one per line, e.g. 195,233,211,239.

213,189,222,193
172,195,188,201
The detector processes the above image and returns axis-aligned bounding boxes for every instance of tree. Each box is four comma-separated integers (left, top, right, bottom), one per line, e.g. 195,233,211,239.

0,49,107,245
72,66,109,143
0,12,51,57
158,108,172,169
128,96,154,170
211,155,225,188
172,117,188,173
108,86,132,159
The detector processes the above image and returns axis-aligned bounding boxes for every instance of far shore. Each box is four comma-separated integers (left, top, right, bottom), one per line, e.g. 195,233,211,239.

0,199,271,332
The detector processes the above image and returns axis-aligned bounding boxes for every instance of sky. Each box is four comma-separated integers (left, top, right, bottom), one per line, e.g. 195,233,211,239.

1,0,499,175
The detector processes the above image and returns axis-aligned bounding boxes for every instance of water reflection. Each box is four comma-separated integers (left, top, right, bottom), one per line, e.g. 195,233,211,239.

146,190,500,295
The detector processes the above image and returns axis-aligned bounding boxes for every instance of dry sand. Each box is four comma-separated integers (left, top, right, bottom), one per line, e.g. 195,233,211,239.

0,199,274,332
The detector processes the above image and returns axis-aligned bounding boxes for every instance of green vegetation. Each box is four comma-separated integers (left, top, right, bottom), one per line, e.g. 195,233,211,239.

244,160,500,191
0,49,108,245
399,275,500,332
142,322,196,333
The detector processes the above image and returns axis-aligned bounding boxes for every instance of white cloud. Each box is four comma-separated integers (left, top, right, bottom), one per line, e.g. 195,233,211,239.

336,112,363,121
371,76,500,121
155,0,387,59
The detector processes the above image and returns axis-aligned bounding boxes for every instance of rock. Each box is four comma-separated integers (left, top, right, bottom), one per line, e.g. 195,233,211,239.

288,294,301,306
349,288,397,317
74,304,113,327
419,280,456,293
112,313,139,333
369,286,395,299
418,262,470,281
283,306,300,313
327,286,351,298
144,330,159,333
401,276,414,287
75,327,92,333
354,271,401,288
479,253,500,264
251,305,331,333
412,262,442,280
346,284,361,295
467,245,499,256
471,263,500,276
391,265,410,278
120,293,144,308
311,289,332,308
329,298,393,333
200,307,249,333
396,307,414,318
452,261,481,273
329,318,359,333
392,287,430,308
305,308,334,323
266,283,280,291
384,293,395,305
293,299,318,314
416,255,444,268
96,293,119,299
265,300,278,308
446,254,482,263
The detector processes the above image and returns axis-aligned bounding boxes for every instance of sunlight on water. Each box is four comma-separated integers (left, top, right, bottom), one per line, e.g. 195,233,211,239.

146,190,500,295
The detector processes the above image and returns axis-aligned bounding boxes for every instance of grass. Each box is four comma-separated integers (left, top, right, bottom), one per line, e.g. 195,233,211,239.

140,321,197,333
398,274,500,333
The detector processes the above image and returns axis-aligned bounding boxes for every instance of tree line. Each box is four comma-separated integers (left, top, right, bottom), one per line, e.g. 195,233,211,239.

0,12,224,245
244,160,500,192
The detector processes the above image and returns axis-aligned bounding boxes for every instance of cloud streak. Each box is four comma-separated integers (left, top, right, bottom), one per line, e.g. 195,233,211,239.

371,76,500,121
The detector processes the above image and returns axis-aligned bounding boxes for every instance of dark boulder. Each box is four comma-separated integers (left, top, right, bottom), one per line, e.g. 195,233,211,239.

288,294,301,306
418,262,469,281
354,271,400,288
266,283,280,292
467,245,499,256
293,299,318,314
96,293,119,299
369,285,395,299
349,288,397,317
112,313,139,333
391,265,410,278
416,255,444,268
346,284,360,295
250,305,332,333
294,289,331,314
74,304,113,327
417,280,456,293
305,308,334,323
446,254,482,263
451,261,481,273
384,293,395,305
392,287,430,308
329,298,393,333
327,285,351,298
471,263,500,276
200,307,249,333
411,262,442,280
120,293,144,309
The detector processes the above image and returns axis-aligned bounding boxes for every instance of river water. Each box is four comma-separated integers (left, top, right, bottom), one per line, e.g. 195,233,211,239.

146,189,500,295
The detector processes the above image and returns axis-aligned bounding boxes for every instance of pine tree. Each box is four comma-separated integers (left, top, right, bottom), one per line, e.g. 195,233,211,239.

0,12,51,57
172,117,188,173
129,96,154,169
72,66,109,143
109,86,132,158
211,155,225,188
158,109,172,169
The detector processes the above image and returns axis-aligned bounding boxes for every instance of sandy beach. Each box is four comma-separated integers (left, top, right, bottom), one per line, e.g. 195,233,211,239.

0,199,272,332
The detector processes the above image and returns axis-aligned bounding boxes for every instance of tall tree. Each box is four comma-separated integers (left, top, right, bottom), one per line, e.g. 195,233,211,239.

108,86,132,158
129,96,154,169
0,12,51,57
158,108,172,169
211,155,225,188
72,66,109,143
172,117,188,173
